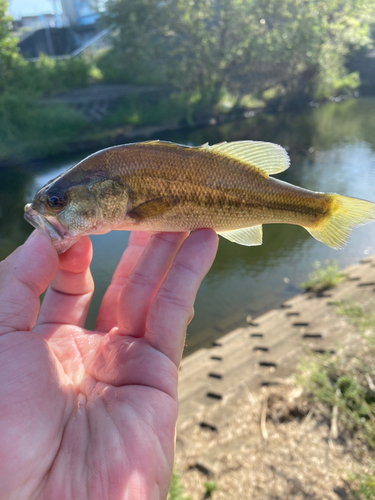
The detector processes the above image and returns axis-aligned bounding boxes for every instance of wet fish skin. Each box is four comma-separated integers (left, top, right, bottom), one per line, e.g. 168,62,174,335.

24,140,375,253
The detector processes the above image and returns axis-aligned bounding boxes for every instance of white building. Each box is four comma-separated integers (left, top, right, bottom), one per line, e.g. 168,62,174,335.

8,0,99,27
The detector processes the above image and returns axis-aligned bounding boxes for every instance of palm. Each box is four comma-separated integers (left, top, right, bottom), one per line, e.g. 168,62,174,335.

0,230,218,500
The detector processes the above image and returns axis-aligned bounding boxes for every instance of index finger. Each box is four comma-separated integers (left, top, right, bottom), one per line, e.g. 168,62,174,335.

35,236,94,331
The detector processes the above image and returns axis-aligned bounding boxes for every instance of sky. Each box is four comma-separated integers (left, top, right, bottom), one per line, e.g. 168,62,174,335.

8,0,62,18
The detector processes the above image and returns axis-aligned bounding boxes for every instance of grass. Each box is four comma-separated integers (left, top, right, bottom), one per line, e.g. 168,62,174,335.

204,481,219,498
301,260,346,293
167,471,219,499
167,470,190,500
333,301,375,342
296,300,375,499
297,353,375,448
297,300,375,448
349,469,375,499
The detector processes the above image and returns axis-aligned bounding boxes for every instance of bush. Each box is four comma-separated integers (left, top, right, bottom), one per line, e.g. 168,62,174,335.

19,54,101,96
102,92,194,128
0,90,90,161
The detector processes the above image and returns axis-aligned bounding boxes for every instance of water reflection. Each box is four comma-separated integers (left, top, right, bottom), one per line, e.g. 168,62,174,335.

1,98,375,355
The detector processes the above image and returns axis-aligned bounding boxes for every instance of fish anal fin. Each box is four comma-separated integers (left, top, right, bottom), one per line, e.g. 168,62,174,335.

129,196,180,222
209,141,290,176
218,225,263,246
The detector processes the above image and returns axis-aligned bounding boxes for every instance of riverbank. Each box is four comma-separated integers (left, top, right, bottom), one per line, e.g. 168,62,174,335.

0,103,263,169
175,254,375,498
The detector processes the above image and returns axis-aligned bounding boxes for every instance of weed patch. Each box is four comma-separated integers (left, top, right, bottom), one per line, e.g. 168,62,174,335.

168,470,190,500
348,469,375,499
297,300,375,497
301,260,345,293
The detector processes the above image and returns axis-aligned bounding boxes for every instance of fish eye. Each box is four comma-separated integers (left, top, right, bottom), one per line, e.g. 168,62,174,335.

47,194,65,209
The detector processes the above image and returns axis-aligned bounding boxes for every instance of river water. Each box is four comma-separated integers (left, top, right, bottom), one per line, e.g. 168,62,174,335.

1,97,375,355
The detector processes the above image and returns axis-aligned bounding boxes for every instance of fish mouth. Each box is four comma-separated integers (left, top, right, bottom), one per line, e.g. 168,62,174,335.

24,203,64,242
24,203,80,254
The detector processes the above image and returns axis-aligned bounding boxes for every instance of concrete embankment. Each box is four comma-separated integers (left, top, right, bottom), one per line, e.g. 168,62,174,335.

176,254,375,477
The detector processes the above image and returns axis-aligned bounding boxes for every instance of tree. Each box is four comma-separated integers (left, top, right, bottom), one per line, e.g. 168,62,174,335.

0,0,25,92
104,0,375,109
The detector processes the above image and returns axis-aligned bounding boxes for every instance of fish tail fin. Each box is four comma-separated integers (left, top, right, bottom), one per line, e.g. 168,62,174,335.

305,194,375,249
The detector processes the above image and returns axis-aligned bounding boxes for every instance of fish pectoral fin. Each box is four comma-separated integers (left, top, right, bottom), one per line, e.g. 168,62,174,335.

208,141,290,176
218,225,263,246
128,196,180,222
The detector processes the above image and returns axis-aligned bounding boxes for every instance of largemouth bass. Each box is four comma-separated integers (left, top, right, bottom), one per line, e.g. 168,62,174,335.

24,140,375,254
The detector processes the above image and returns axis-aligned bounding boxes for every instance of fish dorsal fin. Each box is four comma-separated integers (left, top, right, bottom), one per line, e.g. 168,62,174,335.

218,225,263,246
209,141,290,176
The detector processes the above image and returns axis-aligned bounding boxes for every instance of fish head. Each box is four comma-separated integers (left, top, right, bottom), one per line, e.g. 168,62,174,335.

24,166,131,254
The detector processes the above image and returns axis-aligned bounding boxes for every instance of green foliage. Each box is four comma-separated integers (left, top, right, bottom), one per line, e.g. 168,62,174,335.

204,481,219,498
296,301,375,448
104,0,375,110
349,469,375,500
0,90,90,161
28,54,97,95
0,0,25,92
102,92,196,128
167,470,190,500
333,301,375,340
298,354,375,448
332,301,375,356
301,260,345,293
7,53,100,97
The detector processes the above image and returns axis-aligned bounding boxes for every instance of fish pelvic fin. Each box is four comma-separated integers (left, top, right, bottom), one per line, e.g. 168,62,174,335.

218,225,263,246
208,141,290,176
305,194,375,249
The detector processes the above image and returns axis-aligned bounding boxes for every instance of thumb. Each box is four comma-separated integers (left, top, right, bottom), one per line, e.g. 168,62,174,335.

0,231,59,336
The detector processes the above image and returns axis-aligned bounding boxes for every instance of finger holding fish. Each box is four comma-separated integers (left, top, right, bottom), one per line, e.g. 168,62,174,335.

36,236,94,330
95,231,152,332
117,231,189,337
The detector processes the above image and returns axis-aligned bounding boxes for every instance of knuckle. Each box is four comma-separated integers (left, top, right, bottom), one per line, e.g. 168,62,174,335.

173,259,199,279
125,269,154,290
153,232,181,245
156,287,191,313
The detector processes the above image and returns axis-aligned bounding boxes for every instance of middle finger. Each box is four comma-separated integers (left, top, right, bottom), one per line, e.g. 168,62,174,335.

95,231,152,332
117,232,189,336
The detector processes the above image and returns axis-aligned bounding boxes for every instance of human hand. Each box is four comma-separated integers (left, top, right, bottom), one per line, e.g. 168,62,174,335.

0,229,218,500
